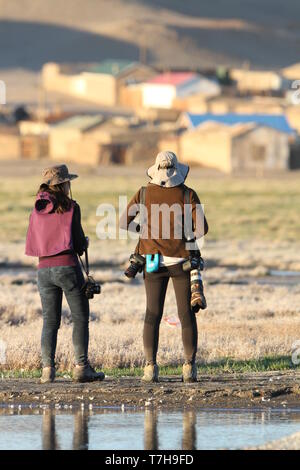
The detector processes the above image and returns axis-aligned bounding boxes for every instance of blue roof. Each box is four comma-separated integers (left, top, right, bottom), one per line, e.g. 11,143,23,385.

186,113,295,134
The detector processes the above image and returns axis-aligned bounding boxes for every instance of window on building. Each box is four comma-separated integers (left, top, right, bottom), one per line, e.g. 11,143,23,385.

252,144,266,162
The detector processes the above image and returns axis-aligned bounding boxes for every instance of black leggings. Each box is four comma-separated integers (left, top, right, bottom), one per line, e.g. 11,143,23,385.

143,263,198,365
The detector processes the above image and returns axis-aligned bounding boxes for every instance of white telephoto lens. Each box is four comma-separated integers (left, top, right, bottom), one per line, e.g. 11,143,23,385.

190,269,202,282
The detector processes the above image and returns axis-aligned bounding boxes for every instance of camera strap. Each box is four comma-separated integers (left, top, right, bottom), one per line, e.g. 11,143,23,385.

183,187,201,257
184,187,194,242
78,249,90,277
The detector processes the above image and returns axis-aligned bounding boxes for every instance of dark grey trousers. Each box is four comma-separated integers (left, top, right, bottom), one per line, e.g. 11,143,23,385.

37,265,89,367
143,263,198,365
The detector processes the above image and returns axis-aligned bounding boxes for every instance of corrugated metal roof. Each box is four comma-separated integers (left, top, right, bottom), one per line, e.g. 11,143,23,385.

53,115,104,131
186,113,295,134
147,72,197,86
195,121,257,136
87,60,137,76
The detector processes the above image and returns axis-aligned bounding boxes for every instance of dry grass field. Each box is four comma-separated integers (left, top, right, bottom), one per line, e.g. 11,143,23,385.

0,164,300,374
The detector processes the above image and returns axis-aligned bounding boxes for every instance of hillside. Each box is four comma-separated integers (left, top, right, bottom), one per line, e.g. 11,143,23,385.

1,0,300,70
0,0,300,105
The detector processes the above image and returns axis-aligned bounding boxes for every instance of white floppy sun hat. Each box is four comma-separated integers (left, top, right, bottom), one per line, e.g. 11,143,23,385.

147,151,189,188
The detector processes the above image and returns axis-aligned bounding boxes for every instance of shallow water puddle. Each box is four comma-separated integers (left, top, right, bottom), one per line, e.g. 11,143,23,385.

1,407,300,450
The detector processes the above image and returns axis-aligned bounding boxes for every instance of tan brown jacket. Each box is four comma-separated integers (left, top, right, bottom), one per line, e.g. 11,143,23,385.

120,183,208,258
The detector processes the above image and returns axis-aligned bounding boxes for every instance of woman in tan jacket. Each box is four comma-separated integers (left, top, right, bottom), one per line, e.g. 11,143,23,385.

121,151,208,383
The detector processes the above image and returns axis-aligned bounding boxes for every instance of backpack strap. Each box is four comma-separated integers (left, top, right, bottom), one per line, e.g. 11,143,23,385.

139,186,147,230
183,186,199,252
183,186,193,241
140,186,146,206
184,186,191,206
136,186,146,255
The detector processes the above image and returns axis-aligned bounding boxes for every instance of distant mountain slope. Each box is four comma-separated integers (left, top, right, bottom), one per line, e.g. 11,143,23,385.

0,0,300,70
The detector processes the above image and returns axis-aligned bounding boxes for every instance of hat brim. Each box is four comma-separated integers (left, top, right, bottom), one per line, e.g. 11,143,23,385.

68,174,78,181
46,174,78,186
147,162,189,187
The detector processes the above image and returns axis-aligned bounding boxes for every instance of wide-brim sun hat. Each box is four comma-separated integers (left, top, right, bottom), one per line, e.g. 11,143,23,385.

41,164,78,186
147,151,189,188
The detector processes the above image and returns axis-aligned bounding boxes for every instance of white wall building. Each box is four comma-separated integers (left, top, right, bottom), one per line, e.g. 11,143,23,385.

142,72,220,109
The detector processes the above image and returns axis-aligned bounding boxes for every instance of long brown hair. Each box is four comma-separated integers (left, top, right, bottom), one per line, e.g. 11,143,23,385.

37,182,72,214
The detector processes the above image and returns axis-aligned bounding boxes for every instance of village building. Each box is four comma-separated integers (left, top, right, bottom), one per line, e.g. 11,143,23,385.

286,106,300,134
230,69,287,94
141,72,220,109
281,63,300,81
159,113,295,173
182,113,295,135
17,113,74,160
42,60,155,107
49,114,105,163
0,124,20,160
49,114,176,166
190,95,287,115
19,121,49,159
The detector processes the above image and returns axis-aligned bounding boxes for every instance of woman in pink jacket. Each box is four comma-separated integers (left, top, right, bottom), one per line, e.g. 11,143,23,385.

26,165,104,384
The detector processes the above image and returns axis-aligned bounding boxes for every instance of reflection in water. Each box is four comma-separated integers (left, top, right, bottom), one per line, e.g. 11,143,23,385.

72,410,89,451
182,411,196,450
144,409,196,450
41,408,197,450
2,407,300,450
144,409,158,450
42,409,89,450
42,409,59,450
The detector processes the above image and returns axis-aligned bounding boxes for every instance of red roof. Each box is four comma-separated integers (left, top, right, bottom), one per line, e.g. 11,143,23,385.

147,72,197,86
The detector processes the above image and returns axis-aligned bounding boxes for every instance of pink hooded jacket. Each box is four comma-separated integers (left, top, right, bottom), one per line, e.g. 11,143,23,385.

25,192,74,257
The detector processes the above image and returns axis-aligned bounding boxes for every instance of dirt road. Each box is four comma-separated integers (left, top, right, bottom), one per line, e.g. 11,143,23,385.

1,371,300,410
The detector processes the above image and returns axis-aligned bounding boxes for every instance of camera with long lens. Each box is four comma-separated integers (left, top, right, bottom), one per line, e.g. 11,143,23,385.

182,251,207,312
83,275,101,299
190,269,207,312
124,253,146,278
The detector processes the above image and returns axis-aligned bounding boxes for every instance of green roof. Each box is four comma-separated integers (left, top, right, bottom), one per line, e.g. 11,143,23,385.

54,115,104,131
87,60,137,76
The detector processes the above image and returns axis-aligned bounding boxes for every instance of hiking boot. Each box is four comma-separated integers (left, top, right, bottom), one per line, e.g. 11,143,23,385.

40,367,55,384
182,363,197,383
141,363,159,383
73,363,105,383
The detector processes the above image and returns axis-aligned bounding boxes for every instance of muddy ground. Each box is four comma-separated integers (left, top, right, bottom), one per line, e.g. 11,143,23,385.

1,371,300,410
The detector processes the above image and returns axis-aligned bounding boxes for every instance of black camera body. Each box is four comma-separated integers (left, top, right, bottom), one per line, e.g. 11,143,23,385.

124,253,146,278
83,275,101,299
78,243,101,300
182,253,204,272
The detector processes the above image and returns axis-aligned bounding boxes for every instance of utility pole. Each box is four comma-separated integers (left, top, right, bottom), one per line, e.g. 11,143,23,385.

37,72,47,123
139,43,147,65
